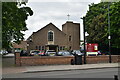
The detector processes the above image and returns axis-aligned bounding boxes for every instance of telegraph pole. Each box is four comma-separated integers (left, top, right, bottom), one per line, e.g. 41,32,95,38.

108,3,111,63
81,17,86,64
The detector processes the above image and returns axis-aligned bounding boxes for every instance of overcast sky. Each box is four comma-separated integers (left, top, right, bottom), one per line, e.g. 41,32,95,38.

23,0,101,40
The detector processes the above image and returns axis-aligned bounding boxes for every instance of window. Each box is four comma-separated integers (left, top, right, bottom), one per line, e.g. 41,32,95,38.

63,46,65,50
59,46,65,50
48,31,54,41
36,46,38,50
39,46,41,50
60,46,62,50
42,46,44,50
69,36,72,41
38,46,44,50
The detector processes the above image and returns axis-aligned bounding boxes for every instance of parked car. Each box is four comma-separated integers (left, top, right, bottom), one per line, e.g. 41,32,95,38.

98,50,109,55
72,50,83,56
0,50,8,55
20,50,28,56
45,50,56,56
62,51,73,56
29,50,40,56
57,51,73,56
14,48,21,53
38,50,45,56
57,51,64,56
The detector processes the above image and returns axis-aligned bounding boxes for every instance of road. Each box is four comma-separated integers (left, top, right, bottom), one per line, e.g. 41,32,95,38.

2,68,118,78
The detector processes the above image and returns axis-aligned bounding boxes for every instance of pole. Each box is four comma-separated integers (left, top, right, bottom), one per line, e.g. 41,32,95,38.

108,3,111,63
83,17,86,64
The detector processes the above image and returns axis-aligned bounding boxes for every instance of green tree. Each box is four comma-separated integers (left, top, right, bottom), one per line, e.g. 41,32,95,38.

85,2,120,53
2,2,33,49
109,2,120,48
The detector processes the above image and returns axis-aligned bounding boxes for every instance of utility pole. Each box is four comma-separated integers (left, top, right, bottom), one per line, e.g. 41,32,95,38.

108,3,111,63
81,17,86,64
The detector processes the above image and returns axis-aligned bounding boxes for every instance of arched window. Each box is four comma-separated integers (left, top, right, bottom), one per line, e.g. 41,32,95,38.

48,31,54,41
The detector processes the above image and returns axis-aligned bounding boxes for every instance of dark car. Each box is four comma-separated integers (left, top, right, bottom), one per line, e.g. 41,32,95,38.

20,50,28,56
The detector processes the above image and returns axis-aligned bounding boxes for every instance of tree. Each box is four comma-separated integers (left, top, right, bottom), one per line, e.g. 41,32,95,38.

85,2,120,53
2,2,33,49
109,2,120,48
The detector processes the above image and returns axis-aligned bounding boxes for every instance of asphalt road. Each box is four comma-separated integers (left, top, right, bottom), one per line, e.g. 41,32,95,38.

2,68,119,78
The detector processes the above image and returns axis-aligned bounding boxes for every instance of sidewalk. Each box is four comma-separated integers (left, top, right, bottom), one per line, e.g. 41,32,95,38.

3,63,119,74
24,63,119,73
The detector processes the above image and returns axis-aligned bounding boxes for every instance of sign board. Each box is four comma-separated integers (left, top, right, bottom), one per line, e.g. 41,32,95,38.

86,43,98,52
86,43,98,56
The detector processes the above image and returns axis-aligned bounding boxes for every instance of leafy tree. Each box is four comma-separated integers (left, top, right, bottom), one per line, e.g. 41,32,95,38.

109,2,120,48
85,2,120,53
2,2,33,49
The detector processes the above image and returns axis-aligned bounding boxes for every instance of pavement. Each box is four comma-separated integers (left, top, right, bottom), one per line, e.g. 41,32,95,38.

24,63,119,73
2,63,119,74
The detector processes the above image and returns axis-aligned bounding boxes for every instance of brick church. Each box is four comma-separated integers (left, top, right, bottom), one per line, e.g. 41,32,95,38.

27,21,80,52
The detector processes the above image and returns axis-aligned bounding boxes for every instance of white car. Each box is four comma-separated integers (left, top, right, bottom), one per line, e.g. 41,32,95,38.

57,51,73,56
45,50,56,56
0,50,8,55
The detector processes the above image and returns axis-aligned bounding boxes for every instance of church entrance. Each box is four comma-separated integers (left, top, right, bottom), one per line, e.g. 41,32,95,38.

45,45,58,52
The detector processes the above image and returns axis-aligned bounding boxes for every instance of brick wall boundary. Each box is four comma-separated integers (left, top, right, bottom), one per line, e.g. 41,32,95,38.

15,53,120,66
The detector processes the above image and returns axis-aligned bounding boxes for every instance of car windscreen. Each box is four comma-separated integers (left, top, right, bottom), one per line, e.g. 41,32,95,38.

75,51,81,54
64,52,70,55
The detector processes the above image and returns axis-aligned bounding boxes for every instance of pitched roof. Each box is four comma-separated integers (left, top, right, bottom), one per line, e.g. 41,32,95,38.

12,41,27,48
35,23,66,34
27,22,66,40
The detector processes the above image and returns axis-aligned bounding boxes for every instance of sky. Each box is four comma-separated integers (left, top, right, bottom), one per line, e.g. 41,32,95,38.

23,0,101,40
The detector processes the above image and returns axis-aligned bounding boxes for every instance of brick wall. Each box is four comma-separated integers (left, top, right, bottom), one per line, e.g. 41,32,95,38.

15,52,21,66
15,53,119,66
20,56,74,66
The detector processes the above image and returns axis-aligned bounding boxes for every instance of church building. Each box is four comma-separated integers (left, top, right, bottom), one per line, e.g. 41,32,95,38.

27,21,80,52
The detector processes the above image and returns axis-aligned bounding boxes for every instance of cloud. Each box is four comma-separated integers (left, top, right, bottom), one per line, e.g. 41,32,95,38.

24,1,101,40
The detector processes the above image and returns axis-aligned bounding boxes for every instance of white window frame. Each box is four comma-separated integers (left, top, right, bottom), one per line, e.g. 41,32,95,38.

47,30,54,42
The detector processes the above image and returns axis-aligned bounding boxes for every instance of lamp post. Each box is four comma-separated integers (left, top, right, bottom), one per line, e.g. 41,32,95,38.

81,17,86,64
108,3,111,63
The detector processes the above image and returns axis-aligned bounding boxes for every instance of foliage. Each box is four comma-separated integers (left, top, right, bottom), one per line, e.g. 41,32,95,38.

85,2,120,50
2,2,33,49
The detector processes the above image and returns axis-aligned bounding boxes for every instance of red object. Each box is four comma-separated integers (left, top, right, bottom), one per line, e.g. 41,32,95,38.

86,43,98,52
38,50,45,55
